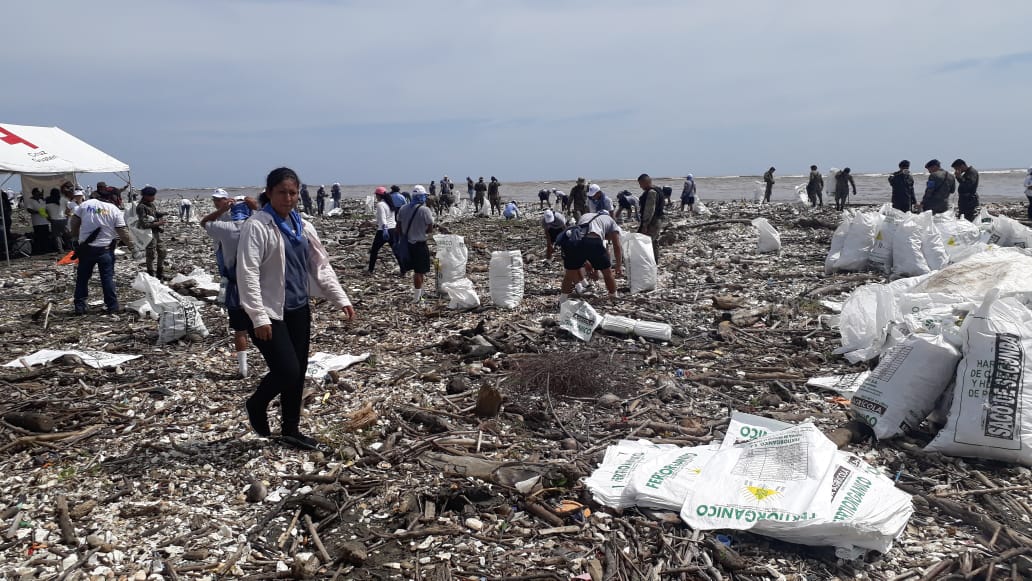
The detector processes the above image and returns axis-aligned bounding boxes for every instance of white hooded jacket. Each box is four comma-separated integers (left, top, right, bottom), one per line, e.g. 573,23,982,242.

237,210,351,327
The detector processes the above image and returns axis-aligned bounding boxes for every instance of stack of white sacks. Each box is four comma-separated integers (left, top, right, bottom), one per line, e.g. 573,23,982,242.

584,412,914,559
821,206,1032,466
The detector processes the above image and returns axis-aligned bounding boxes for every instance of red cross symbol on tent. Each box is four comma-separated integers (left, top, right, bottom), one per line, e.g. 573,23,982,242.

0,126,39,149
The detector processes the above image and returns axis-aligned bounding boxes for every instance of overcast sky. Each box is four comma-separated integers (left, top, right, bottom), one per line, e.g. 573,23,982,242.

5,0,1030,187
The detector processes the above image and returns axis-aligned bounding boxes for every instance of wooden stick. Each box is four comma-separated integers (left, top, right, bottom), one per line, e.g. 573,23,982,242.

303,514,331,565
56,494,76,545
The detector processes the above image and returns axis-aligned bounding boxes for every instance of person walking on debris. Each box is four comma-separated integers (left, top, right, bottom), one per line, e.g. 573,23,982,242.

331,183,342,210
806,165,824,208
588,184,613,215
917,159,956,214
315,185,327,216
558,211,623,303
237,167,355,451
542,209,567,259
389,185,406,215
473,177,487,214
439,176,454,213
466,177,475,204
23,188,51,254
136,186,168,279
70,187,138,315
762,166,775,203
367,187,398,275
300,183,313,215
951,159,979,222
888,160,916,213
637,173,665,264
46,188,69,254
680,175,697,213
1025,168,1032,221
570,177,589,219
833,167,857,211
487,176,502,215
397,185,436,302
616,190,638,223
538,188,551,209
201,194,259,378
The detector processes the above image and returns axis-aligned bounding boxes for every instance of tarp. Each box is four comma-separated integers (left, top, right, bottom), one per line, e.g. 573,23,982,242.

0,123,129,174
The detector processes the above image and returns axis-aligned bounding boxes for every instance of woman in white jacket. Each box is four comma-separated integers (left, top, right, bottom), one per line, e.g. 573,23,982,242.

237,167,356,450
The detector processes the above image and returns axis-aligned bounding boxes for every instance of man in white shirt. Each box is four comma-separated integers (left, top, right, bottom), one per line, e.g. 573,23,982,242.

557,211,623,303
69,189,137,314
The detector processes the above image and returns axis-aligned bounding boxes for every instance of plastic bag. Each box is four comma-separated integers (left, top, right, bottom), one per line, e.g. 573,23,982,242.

751,217,781,254
558,299,602,341
433,234,468,284
891,216,931,277
868,209,905,274
130,272,209,344
851,334,961,439
621,233,657,293
441,278,480,309
795,183,809,206
124,203,153,251
925,291,1032,465
914,211,948,271
933,213,982,263
825,211,854,274
488,250,524,309
720,411,792,449
835,211,882,272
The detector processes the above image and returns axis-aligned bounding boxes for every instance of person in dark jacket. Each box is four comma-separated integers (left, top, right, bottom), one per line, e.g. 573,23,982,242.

473,177,487,214
833,167,857,211
762,167,775,203
888,160,916,213
315,185,326,216
300,184,313,215
570,177,589,219
951,159,979,222
637,173,665,264
919,159,956,214
806,165,824,208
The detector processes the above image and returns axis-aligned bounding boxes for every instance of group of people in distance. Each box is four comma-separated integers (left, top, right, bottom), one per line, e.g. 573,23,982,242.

298,183,343,216
799,159,982,220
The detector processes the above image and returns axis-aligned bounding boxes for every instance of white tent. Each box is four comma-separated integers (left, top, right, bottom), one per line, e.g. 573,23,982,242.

0,123,131,264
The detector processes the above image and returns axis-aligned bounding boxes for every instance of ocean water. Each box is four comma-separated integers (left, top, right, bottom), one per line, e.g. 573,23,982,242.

152,169,1031,207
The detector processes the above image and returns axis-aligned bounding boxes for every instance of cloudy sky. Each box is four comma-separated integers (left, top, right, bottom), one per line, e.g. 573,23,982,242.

4,0,1029,187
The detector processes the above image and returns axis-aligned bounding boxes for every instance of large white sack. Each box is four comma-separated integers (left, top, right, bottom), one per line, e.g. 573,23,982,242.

980,213,1024,247
825,211,854,274
682,424,839,531
795,183,808,206
891,216,931,277
433,234,468,284
925,291,1032,465
752,217,782,253
908,247,1032,300
488,250,524,309
624,445,720,511
441,278,480,309
130,272,209,344
622,233,657,293
898,292,968,349
124,203,153,251
851,334,961,440
914,212,949,271
868,210,905,274
583,439,677,509
758,451,914,558
835,211,882,272
933,213,982,263
558,299,602,341
835,276,928,363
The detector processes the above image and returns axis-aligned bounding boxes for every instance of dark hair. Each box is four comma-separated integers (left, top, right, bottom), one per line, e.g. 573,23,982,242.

637,173,650,181
390,185,400,193
842,167,851,174
266,167,300,191
899,160,910,168
258,191,269,206
810,165,817,170
47,188,61,203
951,158,966,168
925,159,941,169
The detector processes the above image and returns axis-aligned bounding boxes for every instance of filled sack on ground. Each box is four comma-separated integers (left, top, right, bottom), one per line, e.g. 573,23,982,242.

488,250,524,308
622,233,657,293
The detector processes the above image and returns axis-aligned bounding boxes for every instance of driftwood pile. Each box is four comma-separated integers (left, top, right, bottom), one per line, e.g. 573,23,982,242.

1,198,1031,580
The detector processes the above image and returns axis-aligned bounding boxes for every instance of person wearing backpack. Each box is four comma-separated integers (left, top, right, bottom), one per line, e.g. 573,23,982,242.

637,173,665,264
557,211,623,303
888,160,916,212
918,159,956,214
806,166,824,208
397,185,436,302
542,209,567,259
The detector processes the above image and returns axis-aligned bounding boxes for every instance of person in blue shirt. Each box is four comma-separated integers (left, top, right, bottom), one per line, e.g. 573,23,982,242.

503,200,520,220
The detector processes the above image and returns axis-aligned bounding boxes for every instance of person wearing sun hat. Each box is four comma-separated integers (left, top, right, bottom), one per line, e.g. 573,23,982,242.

367,186,398,275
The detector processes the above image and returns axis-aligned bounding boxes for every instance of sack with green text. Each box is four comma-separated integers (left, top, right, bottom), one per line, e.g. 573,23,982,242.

624,444,720,511
582,439,677,509
925,291,1032,465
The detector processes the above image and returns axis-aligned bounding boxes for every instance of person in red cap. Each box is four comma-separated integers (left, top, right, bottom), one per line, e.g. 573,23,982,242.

367,186,398,274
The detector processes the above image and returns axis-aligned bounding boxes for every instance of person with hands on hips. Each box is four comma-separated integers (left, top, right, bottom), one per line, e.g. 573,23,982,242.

236,167,356,451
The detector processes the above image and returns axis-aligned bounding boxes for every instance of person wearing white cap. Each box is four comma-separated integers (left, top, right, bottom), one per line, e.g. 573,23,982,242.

542,209,567,259
587,184,613,215
210,188,232,221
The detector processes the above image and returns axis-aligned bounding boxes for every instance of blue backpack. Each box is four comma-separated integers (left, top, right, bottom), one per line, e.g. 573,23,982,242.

555,214,602,250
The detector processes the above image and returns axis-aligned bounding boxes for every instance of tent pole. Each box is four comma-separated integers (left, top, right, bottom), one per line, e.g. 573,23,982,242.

0,174,10,268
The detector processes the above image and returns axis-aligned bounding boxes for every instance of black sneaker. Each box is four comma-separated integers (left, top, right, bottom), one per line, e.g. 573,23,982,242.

245,398,271,437
279,432,324,451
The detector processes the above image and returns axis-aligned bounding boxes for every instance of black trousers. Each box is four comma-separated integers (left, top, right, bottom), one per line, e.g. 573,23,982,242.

248,305,311,434
368,229,398,272
32,224,51,254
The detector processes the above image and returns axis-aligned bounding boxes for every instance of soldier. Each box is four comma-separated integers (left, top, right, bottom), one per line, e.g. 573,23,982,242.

136,186,168,279
806,165,824,208
474,177,487,214
951,159,979,222
637,173,665,264
487,176,502,215
888,160,916,213
570,177,589,219
762,167,775,203
917,159,956,215
833,167,857,211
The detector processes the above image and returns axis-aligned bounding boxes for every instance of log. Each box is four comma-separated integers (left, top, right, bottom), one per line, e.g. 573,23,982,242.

825,420,872,449
398,405,455,433
524,500,564,527
4,412,56,433
56,494,76,545
474,385,503,418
